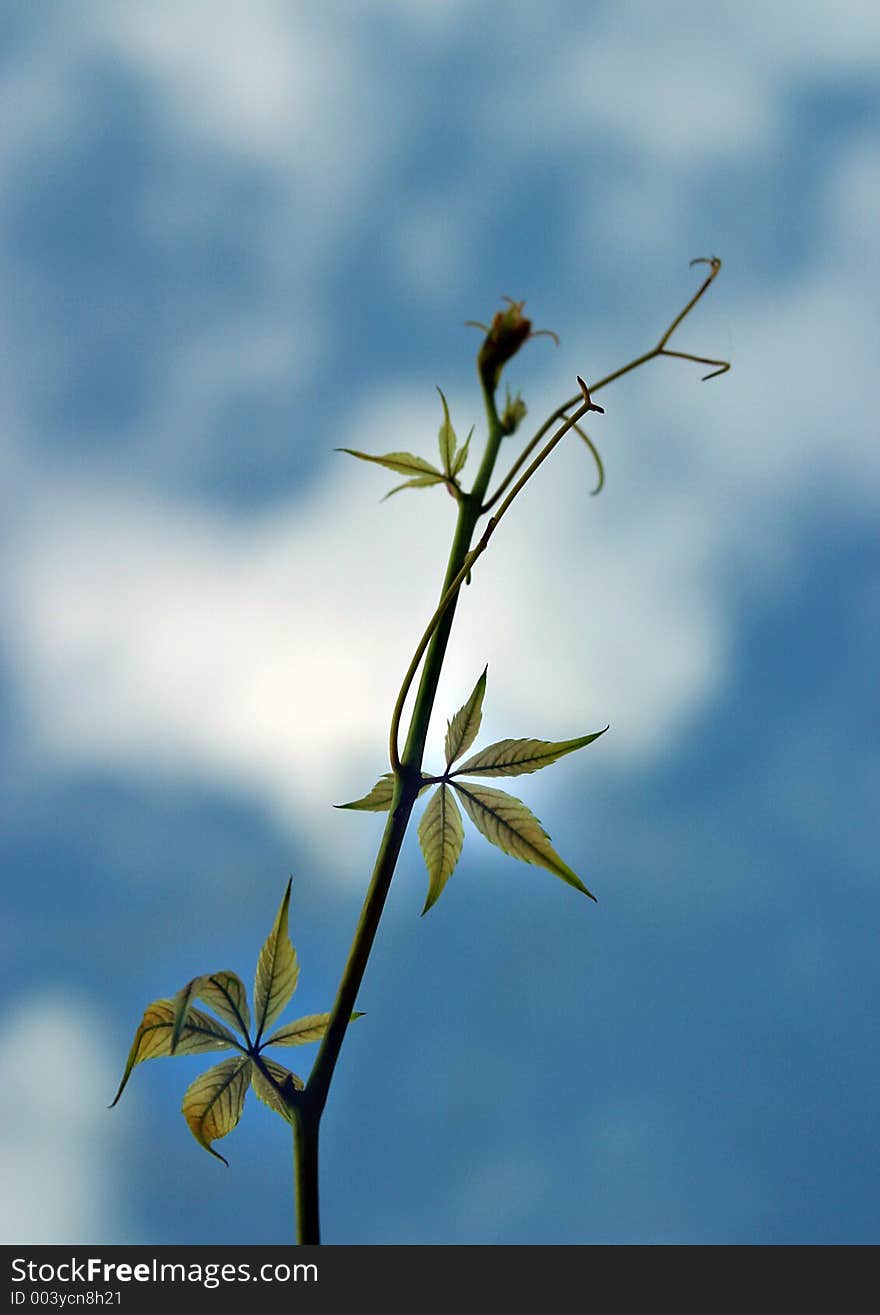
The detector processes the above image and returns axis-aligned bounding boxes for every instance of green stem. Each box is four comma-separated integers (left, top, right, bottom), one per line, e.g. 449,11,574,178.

299,383,506,1244
292,1103,321,1245
293,258,727,1244
398,386,505,770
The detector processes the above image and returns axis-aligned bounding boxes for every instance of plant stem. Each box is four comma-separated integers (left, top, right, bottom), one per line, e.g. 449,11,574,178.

292,1103,321,1245
299,385,507,1244
294,261,727,1243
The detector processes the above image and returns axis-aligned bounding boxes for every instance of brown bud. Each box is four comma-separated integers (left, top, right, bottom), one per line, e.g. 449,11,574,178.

477,299,533,391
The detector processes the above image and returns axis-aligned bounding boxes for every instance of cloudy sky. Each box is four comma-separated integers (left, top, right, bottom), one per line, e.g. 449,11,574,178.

1,0,878,1244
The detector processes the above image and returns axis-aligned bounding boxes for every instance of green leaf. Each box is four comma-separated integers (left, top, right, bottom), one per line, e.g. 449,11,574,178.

436,387,457,477
181,1056,253,1165
454,728,608,778
336,773,434,812
336,773,395,811
251,1057,304,1124
337,448,443,480
418,784,465,914
170,977,204,1055
445,666,488,767
452,782,596,900
265,1012,364,1047
382,474,445,500
169,971,251,1054
452,426,472,477
192,972,252,1041
253,880,300,1042
110,1000,240,1107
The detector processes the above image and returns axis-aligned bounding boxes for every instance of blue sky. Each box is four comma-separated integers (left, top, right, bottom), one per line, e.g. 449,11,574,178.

1,0,878,1244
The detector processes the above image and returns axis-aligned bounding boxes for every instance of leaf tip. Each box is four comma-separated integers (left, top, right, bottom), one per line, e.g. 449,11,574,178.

107,1074,129,1109
420,890,441,916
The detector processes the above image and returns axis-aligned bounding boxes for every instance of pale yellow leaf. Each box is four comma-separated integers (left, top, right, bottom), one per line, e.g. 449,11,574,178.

181,1056,252,1164
169,971,250,1053
265,1012,364,1047
445,666,488,767
253,880,300,1042
452,427,472,476
418,784,465,913
194,972,251,1040
382,474,445,500
337,448,442,478
250,1057,304,1123
336,773,434,812
110,999,240,1107
436,388,457,476
452,782,596,900
454,728,607,778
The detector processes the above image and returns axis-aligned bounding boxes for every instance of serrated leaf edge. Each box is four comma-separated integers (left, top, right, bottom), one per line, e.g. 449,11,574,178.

452,780,596,900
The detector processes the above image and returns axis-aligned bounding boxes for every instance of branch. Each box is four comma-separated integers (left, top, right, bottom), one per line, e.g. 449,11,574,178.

483,257,728,512
389,382,603,771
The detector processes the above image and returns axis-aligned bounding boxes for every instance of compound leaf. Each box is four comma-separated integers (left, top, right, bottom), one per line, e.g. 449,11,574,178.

445,666,488,767
454,728,607,778
254,880,300,1042
110,1000,240,1107
181,1055,252,1165
452,782,596,900
418,784,465,914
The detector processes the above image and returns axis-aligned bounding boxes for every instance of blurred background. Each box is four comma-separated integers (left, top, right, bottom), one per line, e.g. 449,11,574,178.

1,0,877,1244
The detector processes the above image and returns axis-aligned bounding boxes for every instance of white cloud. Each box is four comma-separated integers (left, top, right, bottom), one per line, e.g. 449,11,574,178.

1,0,877,880
0,994,132,1244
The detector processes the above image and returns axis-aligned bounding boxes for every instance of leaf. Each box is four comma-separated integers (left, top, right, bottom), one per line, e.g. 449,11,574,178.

454,728,608,778
253,880,300,1042
110,1000,240,1107
336,773,434,812
336,773,396,811
170,977,204,1054
445,666,488,767
452,426,472,477
193,972,252,1041
452,782,596,900
251,1057,304,1123
382,473,445,500
418,784,465,914
337,448,443,480
265,1012,363,1047
436,387,457,477
181,1056,253,1165
169,971,251,1053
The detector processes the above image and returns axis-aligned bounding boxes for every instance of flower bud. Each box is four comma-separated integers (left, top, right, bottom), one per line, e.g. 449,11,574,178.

500,389,527,435
477,299,533,392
